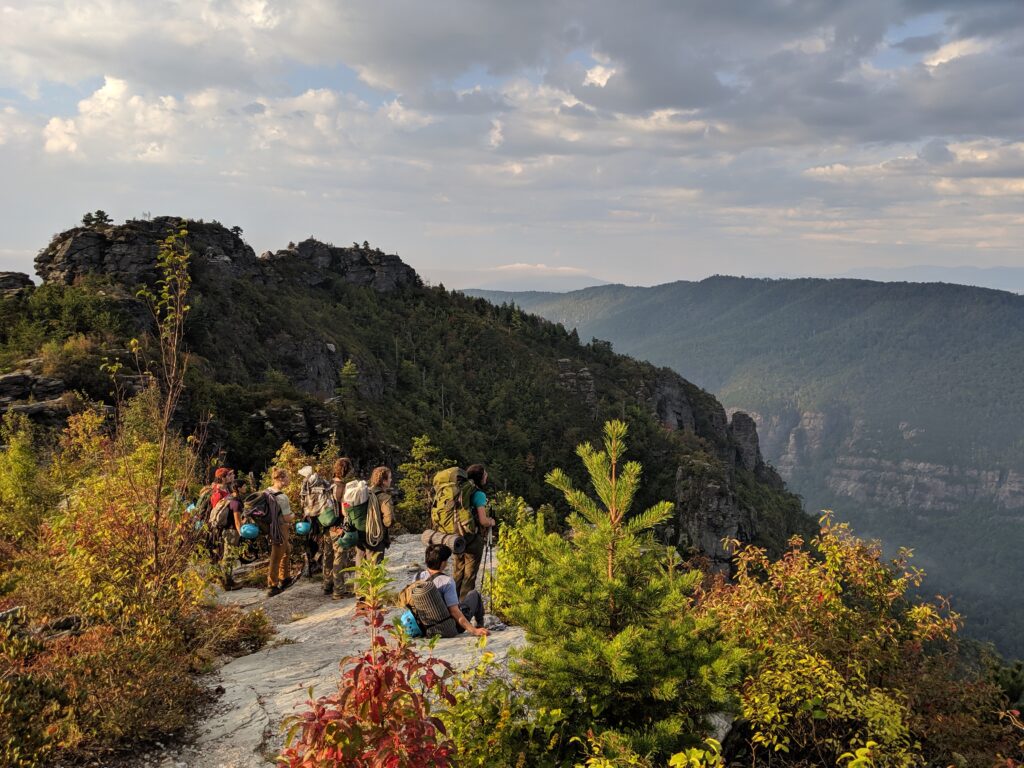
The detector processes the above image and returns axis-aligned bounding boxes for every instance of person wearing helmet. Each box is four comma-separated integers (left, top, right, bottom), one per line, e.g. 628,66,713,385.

218,478,247,590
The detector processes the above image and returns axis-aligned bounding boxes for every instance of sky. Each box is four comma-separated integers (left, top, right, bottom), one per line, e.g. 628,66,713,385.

1,1,1023,289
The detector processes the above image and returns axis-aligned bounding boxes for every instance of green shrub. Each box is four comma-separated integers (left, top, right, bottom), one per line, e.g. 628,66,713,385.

502,420,743,758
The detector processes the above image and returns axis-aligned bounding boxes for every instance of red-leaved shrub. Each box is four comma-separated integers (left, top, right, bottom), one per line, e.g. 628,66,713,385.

279,559,456,767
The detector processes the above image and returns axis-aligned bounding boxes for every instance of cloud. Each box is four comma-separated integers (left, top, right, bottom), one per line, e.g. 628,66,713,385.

1,0,1024,285
492,262,589,275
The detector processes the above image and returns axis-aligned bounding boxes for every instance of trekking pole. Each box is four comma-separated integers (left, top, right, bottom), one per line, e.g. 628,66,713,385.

484,526,494,618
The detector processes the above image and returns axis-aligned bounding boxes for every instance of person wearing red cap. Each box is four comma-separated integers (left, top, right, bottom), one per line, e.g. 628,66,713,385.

211,467,235,508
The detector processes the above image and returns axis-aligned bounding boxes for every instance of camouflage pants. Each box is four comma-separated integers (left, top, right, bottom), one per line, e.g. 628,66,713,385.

323,527,354,594
219,528,241,584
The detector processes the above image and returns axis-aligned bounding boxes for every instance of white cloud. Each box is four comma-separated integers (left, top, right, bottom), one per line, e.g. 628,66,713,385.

924,38,991,67
492,262,588,275
583,64,616,88
1,1,1024,284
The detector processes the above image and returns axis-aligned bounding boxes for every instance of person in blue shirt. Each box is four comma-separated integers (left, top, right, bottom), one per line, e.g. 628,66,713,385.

417,543,488,637
453,464,496,600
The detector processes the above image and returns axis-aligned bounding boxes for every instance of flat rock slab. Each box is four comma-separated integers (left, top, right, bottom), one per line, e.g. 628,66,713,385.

191,534,523,768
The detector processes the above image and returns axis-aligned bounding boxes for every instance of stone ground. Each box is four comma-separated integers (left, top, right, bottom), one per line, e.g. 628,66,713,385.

118,534,523,768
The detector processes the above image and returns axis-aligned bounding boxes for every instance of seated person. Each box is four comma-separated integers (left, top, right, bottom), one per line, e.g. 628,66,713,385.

417,543,489,638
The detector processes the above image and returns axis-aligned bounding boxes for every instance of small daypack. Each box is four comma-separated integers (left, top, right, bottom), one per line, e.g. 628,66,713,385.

430,468,477,536
209,496,234,531
398,573,458,638
243,490,278,532
343,480,370,531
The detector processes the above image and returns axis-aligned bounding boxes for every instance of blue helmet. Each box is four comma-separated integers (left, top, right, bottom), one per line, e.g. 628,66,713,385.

295,520,312,536
239,523,260,540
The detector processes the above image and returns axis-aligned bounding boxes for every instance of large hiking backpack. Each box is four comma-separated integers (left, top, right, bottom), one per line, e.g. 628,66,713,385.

398,573,458,638
195,485,216,527
301,474,337,527
430,468,477,536
209,496,234,531
343,480,370,531
242,490,278,533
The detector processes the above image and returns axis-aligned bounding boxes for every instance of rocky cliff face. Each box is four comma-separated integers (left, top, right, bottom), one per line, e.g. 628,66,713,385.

743,406,1024,513
34,218,418,293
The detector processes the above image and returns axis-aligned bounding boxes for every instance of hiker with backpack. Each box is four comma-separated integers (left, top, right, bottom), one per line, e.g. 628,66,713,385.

196,466,235,560
431,463,496,600
323,457,357,599
265,467,298,596
401,543,488,638
298,465,333,577
211,467,234,506
214,478,247,590
357,466,396,565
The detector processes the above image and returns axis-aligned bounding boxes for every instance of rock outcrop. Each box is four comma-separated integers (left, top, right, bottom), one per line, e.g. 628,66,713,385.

744,407,1024,514
260,238,419,293
0,272,32,299
36,218,259,286
35,219,419,295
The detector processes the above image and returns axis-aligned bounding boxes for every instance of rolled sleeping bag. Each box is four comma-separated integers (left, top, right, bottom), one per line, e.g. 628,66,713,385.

410,580,458,638
420,529,466,555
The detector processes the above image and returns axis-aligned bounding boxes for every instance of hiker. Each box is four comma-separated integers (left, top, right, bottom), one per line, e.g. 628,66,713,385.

453,464,496,600
217,478,247,589
211,466,234,507
417,543,488,637
265,467,297,596
324,457,356,599
356,466,396,566
298,465,330,577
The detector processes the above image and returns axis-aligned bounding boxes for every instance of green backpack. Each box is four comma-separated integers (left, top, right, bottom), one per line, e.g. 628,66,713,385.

430,467,477,536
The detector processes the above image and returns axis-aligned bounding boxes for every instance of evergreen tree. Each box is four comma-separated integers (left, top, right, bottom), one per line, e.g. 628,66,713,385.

505,420,742,757
396,435,452,532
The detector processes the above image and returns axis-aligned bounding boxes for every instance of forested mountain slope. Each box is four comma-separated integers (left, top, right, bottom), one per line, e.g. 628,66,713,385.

0,218,810,567
469,278,1024,657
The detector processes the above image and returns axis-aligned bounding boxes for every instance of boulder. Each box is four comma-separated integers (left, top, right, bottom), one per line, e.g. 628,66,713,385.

0,272,33,299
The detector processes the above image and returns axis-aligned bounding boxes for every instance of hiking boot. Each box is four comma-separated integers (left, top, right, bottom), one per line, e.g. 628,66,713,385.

280,574,301,591
267,585,282,597
323,582,334,595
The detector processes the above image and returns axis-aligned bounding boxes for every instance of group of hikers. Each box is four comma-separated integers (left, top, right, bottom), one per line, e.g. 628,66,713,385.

197,460,495,638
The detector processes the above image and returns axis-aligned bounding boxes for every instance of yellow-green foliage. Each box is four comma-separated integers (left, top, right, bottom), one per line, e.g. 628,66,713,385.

439,649,571,767
0,392,271,764
396,434,452,532
489,496,548,620
261,440,312,501
0,413,60,544
573,732,724,767
702,512,1011,767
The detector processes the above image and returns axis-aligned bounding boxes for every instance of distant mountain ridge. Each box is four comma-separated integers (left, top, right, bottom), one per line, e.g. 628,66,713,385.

468,276,1024,657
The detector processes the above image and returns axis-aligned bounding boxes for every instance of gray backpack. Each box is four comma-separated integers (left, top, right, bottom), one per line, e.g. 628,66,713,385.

398,573,458,638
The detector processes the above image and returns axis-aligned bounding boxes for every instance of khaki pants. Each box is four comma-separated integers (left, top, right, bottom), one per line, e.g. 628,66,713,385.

453,532,485,601
268,529,291,587
323,528,354,594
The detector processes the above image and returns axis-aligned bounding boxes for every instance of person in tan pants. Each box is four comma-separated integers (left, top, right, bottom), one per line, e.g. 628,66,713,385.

266,467,296,596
